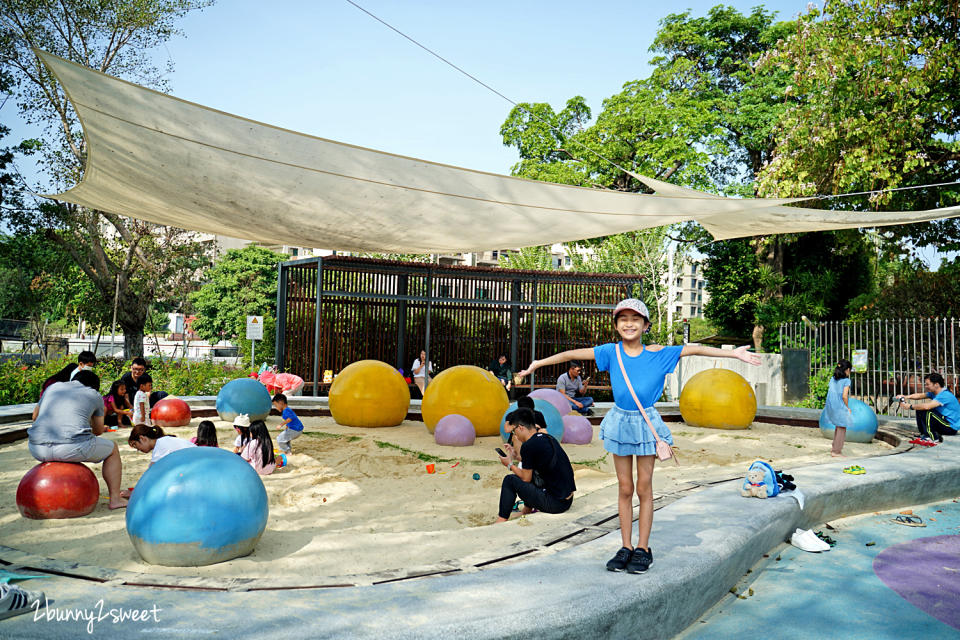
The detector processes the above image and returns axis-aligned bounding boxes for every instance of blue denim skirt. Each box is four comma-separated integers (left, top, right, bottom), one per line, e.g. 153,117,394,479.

599,405,674,457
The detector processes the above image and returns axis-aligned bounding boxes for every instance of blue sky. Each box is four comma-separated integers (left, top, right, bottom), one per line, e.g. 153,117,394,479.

8,0,809,185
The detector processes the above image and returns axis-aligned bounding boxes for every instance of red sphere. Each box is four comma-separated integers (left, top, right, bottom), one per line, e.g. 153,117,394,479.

17,462,100,519
151,397,192,428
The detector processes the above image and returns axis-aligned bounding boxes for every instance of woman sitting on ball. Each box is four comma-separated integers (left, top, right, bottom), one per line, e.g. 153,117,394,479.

121,424,196,497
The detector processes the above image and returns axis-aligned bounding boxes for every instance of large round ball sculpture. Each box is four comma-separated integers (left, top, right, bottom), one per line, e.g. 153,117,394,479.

434,414,476,447
679,369,757,429
819,397,878,443
16,462,99,519
328,360,410,427
561,414,593,444
498,398,565,442
151,397,192,428
126,447,268,566
216,377,272,423
422,366,509,437
528,389,572,417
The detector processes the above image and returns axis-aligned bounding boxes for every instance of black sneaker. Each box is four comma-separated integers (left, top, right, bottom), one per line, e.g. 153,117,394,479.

585,408,595,416
627,547,653,574
606,547,632,572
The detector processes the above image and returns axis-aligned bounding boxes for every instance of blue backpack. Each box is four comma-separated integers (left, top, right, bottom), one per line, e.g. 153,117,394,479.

742,460,780,497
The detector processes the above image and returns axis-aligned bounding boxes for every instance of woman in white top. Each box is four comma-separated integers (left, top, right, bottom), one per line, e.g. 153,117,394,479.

411,349,435,395
121,423,196,497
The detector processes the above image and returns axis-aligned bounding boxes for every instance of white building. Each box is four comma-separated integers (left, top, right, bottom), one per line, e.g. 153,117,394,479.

666,257,709,322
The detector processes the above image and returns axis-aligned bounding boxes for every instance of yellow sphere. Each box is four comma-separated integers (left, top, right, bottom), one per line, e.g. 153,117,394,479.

421,365,510,437
679,368,757,429
329,360,410,427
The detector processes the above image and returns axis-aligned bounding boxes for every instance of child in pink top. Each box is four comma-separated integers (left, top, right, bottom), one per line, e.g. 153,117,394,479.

241,420,276,475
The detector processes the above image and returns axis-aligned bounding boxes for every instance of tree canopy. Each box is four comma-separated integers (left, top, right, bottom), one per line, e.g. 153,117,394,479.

0,0,215,357
189,246,288,366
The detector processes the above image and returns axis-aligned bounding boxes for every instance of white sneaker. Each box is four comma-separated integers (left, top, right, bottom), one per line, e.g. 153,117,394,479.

790,529,830,553
0,583,45,620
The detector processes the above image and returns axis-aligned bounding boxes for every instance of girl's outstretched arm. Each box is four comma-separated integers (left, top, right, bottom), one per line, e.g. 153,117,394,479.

681,344,761,366
516,348,596,379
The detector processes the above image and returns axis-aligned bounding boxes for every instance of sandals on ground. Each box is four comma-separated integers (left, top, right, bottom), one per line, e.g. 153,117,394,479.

843,465,866,475
892,515,926,527
814,531,837,547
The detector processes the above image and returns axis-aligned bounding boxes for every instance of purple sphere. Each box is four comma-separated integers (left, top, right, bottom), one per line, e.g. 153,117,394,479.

434,414,476,447
561,415,593,444
529,389,571,417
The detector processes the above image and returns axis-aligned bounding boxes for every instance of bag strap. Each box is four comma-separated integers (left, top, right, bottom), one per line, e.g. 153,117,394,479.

615,342,664,445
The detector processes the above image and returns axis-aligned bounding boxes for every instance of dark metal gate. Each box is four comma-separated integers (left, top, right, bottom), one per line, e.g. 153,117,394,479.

276,256,643,396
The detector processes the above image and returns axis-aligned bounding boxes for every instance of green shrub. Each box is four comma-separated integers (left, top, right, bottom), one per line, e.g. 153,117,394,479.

789,367,833,409
0,355,250,405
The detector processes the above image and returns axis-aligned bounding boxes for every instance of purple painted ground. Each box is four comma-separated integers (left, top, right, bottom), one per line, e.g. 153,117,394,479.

874,534,960,630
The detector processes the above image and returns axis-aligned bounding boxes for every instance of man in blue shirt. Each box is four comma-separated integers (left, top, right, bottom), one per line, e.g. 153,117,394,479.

556,361,593,416
897,372,960,443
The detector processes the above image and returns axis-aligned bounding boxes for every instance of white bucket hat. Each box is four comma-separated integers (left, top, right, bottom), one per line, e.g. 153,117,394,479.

233,413,251,428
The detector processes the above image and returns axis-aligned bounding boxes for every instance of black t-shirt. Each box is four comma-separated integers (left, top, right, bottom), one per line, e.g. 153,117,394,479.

119,371,139,408
520,432,576,500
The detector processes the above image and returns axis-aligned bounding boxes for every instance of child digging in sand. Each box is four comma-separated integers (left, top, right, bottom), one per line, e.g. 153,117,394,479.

517,298,760,575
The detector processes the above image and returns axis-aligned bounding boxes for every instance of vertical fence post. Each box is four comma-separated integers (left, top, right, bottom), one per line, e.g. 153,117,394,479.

530,276,538,393
311,257,323,397
275,261,288,370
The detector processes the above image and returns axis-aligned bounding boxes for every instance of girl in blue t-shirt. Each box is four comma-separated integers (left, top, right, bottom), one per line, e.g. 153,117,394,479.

822,359,853,457
516,298,759,575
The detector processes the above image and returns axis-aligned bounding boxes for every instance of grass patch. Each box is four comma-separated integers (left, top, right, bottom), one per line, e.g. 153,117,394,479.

571,454,609,470
303,431,362,442
373,440,458,464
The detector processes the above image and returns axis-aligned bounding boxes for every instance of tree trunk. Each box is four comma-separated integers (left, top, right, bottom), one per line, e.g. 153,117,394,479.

752,324,764,352
751,235,784,353
121,323,145,359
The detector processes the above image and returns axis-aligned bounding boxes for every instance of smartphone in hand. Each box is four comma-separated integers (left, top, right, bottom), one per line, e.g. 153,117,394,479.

495,448,506,457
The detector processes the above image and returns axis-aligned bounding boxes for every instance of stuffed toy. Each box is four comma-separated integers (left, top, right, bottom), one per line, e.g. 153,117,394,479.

740,468,768,499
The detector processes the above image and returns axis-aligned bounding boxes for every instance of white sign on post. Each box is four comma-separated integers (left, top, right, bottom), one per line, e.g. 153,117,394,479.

246,316,264,368
246,316,264,340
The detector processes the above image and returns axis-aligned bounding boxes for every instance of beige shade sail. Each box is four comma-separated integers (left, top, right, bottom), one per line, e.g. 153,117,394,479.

38,51,960,252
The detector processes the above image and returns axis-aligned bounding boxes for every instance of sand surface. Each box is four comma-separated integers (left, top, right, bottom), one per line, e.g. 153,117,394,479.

0,417,893,581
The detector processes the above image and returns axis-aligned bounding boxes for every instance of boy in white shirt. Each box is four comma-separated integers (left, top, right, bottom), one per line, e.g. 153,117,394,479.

132,374,153,426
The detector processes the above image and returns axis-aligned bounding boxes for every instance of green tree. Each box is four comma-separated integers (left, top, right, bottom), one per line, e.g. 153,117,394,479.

569,230,675,340
500,6,809,349
1,0,215,358
189,246,288,366
757,0,960,248
703,231,876,350
498,246,555,271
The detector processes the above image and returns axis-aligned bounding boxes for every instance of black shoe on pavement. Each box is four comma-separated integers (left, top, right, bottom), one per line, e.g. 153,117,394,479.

606,547,633,572
627,547,653,574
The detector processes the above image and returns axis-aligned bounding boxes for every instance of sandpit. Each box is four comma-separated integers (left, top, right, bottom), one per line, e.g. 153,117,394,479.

0,416,894,581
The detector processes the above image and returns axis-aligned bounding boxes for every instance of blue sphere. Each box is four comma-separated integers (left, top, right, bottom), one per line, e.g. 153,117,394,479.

499,398,564,442
126,447,268,566
819,397,878,443
216,377,272,422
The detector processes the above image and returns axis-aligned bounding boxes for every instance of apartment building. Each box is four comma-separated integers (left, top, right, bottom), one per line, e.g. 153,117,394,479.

667,259,708,321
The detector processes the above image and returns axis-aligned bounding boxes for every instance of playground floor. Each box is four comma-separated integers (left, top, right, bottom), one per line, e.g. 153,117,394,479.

678,499,960,639
0,415,893,583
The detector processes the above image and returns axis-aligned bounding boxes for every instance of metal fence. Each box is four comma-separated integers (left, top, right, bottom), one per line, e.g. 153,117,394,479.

779,318,960,415
276,256,644,396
